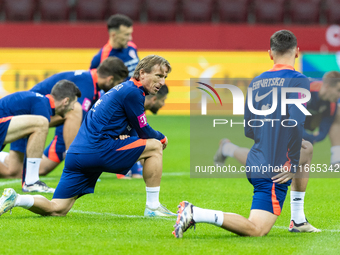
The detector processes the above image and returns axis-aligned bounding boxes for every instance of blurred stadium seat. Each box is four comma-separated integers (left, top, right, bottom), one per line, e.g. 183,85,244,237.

182,0,214,22
147,0,178,22
76,0,107,21
325,0,340,24
40,0,70,21
288,0,321,24
108,0,143,21
254,0,286,23
4,0,37,21
217,0,249,23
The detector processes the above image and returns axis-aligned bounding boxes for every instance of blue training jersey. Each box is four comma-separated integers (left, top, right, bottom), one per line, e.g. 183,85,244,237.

245,64,310,176
31,70,100,118
90,41,139,79
68,78,165,154
0,91,54,121
303,80,337,144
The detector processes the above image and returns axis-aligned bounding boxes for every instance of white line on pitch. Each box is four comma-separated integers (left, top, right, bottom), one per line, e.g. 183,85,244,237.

0,180,21,187
71,209,175,221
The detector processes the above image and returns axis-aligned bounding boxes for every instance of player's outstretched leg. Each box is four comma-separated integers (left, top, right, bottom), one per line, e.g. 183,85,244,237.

138,139,176,217
0,188,76,217
214,138,249,166
289,141,320,232
173,201,278,238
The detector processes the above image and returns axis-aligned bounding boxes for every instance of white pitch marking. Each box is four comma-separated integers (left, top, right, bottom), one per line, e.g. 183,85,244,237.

71,209,175,221
0,180,21,187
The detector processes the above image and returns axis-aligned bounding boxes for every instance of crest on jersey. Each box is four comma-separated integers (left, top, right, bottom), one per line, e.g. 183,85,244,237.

129,49,137,59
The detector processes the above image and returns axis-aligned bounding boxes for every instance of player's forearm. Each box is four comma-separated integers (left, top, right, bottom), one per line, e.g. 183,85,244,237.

63,104,82,149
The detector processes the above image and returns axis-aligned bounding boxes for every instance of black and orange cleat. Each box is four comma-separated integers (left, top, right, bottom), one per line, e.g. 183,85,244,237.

172,201,196,238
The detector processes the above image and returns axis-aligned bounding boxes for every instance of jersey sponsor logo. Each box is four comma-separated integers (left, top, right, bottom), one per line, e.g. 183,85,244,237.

82,98,91,112
35,92,43,97
138,113,147,128
255,90,273,102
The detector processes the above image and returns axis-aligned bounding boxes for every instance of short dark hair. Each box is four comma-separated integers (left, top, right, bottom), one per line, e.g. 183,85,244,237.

146,84,169,100
107,14,133,31
97,57,129,82
270,30,297,54
51,80,81,102
133,55,171,80
323,71,340,87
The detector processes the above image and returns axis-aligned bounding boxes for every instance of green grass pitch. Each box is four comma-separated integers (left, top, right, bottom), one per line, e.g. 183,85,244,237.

0,115,339,255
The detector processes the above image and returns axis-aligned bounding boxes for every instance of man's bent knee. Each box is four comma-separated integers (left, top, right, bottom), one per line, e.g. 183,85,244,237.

35,116,49,131
146,139,163,153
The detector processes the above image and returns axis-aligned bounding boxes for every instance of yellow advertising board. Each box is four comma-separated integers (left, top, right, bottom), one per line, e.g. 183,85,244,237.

0,49,301,115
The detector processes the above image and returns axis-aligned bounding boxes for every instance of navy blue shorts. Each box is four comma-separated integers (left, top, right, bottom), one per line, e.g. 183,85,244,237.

10,137,27,153
0,116,13,151
248,178,291,216
53,137,146,199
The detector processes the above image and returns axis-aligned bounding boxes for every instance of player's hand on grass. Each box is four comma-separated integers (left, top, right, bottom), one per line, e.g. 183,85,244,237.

272,168,295,184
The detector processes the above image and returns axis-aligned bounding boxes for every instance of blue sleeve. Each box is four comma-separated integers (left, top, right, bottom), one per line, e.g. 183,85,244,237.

302,129,315,144
129,128,138,137
244,89,254,140
314,115,334,142
90,50,101,70
286,78,310,172
124,90,165,141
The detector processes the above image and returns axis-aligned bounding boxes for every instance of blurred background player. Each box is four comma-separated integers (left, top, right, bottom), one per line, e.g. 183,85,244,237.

214,71,340,231
0,57,128,182
0,80,81,193
0,55,176,218
174,30,315,238
90,14,139,79
117,84,169,179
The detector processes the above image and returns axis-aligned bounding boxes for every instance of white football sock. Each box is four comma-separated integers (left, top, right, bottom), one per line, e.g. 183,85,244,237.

193,206,224,226
14,194,34,209
222,142,238,157
330,146,340,164
0,151,9,164
290,191,306,224
146,186,160,209
25,158,41,185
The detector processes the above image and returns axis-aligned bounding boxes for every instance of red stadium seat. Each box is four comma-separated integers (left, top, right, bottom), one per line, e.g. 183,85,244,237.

325,0,340,24
40,0,70,21
4,0,37,21
147,0,178,22
108,0,143,21
254,0,286,23
182,0,214,22
217,0,249,23
288,0,321,24
76,0,108,21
